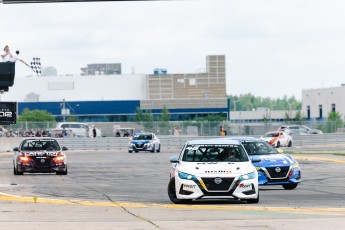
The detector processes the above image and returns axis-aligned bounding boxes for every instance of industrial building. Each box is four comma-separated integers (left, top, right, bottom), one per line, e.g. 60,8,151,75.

302,84,345,120
2,55,229,122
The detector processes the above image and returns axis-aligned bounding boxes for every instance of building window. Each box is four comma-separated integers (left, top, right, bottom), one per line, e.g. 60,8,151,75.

331,104,336,113
319,105,323,119
307,106,310,119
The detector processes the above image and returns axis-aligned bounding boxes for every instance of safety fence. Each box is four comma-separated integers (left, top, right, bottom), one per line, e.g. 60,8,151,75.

1,133,345,152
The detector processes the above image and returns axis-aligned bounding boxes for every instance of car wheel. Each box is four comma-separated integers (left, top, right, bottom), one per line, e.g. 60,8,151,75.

57,166,68,175
282,183,298,190
128,150,133,153
246,192,259,204
156,144,161,153
276,142,280,148
150,145,155,153
288,141,292,147
14,165,23,175
167,177,192,204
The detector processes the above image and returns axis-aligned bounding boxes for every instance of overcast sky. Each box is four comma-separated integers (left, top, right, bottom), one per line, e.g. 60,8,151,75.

1,0,345,100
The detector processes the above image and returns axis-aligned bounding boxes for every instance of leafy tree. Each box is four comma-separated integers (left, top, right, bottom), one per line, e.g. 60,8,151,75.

18,109,55,122
160,105,170,122
66,116,77,122
196,114,226,121
326,111,344,133
229,93,301,111
134,107,144,122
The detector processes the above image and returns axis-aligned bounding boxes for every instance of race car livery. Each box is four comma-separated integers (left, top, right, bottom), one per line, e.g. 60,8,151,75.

228,137,301,189
168,139,259,204
260,131,293,147
128,133,160,153
13,138,68,175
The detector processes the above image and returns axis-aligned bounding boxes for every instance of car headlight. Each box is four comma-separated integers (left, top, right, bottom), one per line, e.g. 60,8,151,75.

238,171,256,182
178,171,197,180
291,161,299,169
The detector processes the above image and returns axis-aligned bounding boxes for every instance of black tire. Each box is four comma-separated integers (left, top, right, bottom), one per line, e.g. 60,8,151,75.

288,141,292,147
246,192,259,204
282,183,298,190
167,178,192,204
156,144,161,153
276,142,280,148
150,145,155,153
14,165,23,175
57,166,68,175
128,150,133,153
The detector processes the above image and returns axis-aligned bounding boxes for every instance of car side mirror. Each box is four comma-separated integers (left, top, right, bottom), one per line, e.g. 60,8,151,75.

62,146,68,151
13,147,19,151
251,156,261,163
170,156,179,163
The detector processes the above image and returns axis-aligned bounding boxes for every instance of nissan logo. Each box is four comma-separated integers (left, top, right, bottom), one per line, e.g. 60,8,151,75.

275,167,281,173
40,159,45,163
214,177,222,184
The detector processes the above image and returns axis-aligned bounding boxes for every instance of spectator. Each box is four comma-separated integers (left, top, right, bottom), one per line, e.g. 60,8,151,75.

92,125,97,138
219,126,225,136
35,128,42,137
1,45,13,62
9,50,30,66
115,130,121,137
42,129,48,137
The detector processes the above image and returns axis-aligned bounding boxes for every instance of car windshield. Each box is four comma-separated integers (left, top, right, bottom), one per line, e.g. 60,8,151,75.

182,144,249,162
241,141,278,155
132,134,152,140
20,139,61,151
263,133,279,137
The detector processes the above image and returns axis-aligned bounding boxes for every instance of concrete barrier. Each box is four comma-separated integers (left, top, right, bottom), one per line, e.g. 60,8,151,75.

1,133,345,151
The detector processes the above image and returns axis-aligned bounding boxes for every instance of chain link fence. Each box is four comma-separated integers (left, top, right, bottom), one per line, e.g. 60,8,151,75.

1,120,343,137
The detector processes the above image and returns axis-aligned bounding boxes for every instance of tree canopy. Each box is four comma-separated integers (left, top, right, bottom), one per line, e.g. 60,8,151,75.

229,93,301,111
18,109,55,122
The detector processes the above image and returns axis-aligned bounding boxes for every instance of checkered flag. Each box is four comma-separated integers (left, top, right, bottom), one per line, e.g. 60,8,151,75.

30,57,42,76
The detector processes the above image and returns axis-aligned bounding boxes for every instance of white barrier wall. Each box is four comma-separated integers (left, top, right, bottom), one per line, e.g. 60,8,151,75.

0,137,23,152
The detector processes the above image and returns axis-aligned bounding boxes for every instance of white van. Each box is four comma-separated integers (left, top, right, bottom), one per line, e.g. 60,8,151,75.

55,122,102,137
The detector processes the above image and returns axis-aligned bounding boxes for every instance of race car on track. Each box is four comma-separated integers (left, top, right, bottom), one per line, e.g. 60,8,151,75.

128,132,161,153
13,138,68,175
168,139,259,204
260,130,293,147
228,137,301,190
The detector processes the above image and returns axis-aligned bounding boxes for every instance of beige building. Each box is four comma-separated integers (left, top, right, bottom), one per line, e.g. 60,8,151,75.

141,55,228,110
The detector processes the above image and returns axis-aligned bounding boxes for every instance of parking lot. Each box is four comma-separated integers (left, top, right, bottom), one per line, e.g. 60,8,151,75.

1,147,345,229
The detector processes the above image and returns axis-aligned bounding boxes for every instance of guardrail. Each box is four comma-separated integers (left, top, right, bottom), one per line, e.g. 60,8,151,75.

1,133,345,152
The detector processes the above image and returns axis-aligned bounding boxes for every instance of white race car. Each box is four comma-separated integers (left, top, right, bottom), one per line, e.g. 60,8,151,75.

168,139,259,204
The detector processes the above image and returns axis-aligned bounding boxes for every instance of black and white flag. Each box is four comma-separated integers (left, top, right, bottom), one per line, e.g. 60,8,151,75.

30,57,42,76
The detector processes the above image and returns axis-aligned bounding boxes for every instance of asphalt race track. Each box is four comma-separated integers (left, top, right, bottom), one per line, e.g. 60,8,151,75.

1,148,345,229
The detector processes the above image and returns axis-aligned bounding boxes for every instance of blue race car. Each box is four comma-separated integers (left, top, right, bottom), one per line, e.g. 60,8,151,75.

128,132,161,153
227,137,301,190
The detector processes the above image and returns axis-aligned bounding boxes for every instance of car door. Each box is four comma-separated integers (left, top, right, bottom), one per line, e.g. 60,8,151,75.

279,132,287,146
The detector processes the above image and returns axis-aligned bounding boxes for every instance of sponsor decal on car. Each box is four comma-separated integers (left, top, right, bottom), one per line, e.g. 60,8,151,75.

23,152,59,157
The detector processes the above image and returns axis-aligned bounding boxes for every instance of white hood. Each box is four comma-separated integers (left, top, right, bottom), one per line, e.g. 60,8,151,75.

178,161,255,177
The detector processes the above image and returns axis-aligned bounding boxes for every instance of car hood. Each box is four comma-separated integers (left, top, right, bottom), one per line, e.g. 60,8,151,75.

250,154,295,167
177,161,256,177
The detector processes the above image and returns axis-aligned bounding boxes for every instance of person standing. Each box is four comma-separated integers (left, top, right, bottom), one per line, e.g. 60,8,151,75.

92,125,97,138
10,50,29,66
1,45,13,62
219,126,225,136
